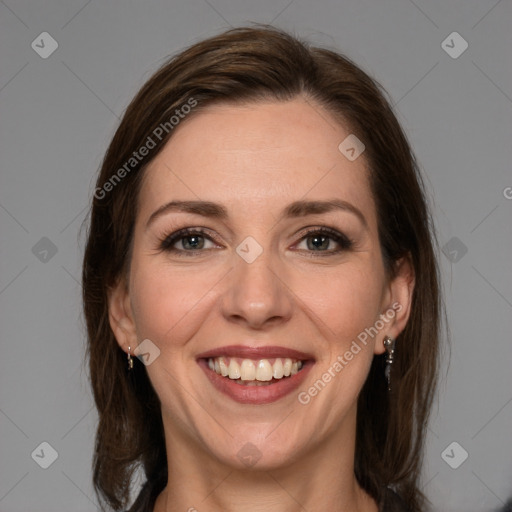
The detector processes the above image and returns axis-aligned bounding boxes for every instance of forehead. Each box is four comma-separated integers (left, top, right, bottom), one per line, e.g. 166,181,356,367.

138,98,376,227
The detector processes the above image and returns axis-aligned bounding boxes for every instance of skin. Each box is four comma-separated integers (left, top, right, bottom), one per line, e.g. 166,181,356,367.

109,97,415,512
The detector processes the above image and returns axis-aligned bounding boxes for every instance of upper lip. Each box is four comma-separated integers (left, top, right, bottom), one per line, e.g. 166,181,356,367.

196,345,315,361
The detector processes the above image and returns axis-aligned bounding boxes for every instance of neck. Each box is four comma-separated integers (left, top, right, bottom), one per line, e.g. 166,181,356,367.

154,409,378,512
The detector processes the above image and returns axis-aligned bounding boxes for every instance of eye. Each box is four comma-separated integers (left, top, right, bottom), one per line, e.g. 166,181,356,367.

158,226,353,257
159,228,219,254
294,227,353,254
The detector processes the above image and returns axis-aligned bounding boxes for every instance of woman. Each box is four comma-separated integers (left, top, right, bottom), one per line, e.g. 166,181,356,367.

82,25,441,512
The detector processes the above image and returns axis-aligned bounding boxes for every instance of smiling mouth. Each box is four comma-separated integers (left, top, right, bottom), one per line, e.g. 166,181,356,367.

205,356,305,386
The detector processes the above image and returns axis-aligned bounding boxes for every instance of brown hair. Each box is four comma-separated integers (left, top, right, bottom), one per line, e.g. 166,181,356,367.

82,25,441,511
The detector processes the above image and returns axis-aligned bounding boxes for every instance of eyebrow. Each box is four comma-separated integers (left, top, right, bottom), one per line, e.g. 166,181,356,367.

145,199,368,230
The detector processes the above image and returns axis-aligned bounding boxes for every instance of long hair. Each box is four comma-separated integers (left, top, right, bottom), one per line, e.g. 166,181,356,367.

82,25,441,511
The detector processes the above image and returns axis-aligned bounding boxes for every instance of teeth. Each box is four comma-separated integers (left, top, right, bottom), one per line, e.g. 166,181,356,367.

255,360,273,381
228,359,241,379
273,358,284,379
240,359,256,381
283,358,292,377
219,358,229,377
207,356,305,382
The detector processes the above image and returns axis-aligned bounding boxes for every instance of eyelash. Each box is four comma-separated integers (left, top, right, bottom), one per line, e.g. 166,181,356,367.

158,226,354,257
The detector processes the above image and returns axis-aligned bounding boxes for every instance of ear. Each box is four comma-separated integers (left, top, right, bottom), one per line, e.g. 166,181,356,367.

107,278,138,355
374,254,415,355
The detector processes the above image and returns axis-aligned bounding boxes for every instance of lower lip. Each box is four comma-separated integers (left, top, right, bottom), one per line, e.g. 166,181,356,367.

198,359,314,405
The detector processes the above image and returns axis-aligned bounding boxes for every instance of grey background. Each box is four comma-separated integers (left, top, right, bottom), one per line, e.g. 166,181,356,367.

0,0,511,511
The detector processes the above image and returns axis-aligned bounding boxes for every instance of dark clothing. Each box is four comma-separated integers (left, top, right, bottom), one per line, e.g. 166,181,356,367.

126,477,411,512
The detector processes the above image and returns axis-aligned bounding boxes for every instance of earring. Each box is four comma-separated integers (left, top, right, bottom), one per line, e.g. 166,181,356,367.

383,336,395,391
127,346,133,371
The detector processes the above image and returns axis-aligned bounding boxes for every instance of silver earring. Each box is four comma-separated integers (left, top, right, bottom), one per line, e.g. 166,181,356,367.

127,346,133,371
383,336,395,391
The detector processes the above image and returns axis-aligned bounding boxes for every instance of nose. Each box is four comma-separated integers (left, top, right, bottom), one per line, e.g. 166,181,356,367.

221,250,293,330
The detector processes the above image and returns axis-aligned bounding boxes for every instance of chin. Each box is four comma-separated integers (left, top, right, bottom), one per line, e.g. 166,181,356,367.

194,422,309,472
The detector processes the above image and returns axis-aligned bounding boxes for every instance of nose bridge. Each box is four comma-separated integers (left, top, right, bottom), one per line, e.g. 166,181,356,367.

221,238,292,328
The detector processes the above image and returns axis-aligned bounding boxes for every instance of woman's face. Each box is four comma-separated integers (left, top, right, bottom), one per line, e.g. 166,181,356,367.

110,97,413,470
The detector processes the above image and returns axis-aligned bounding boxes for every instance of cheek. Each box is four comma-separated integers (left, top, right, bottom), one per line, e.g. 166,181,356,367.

129,255,386,351
292,266,385,418
292,263,385,344
128,257,221,349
